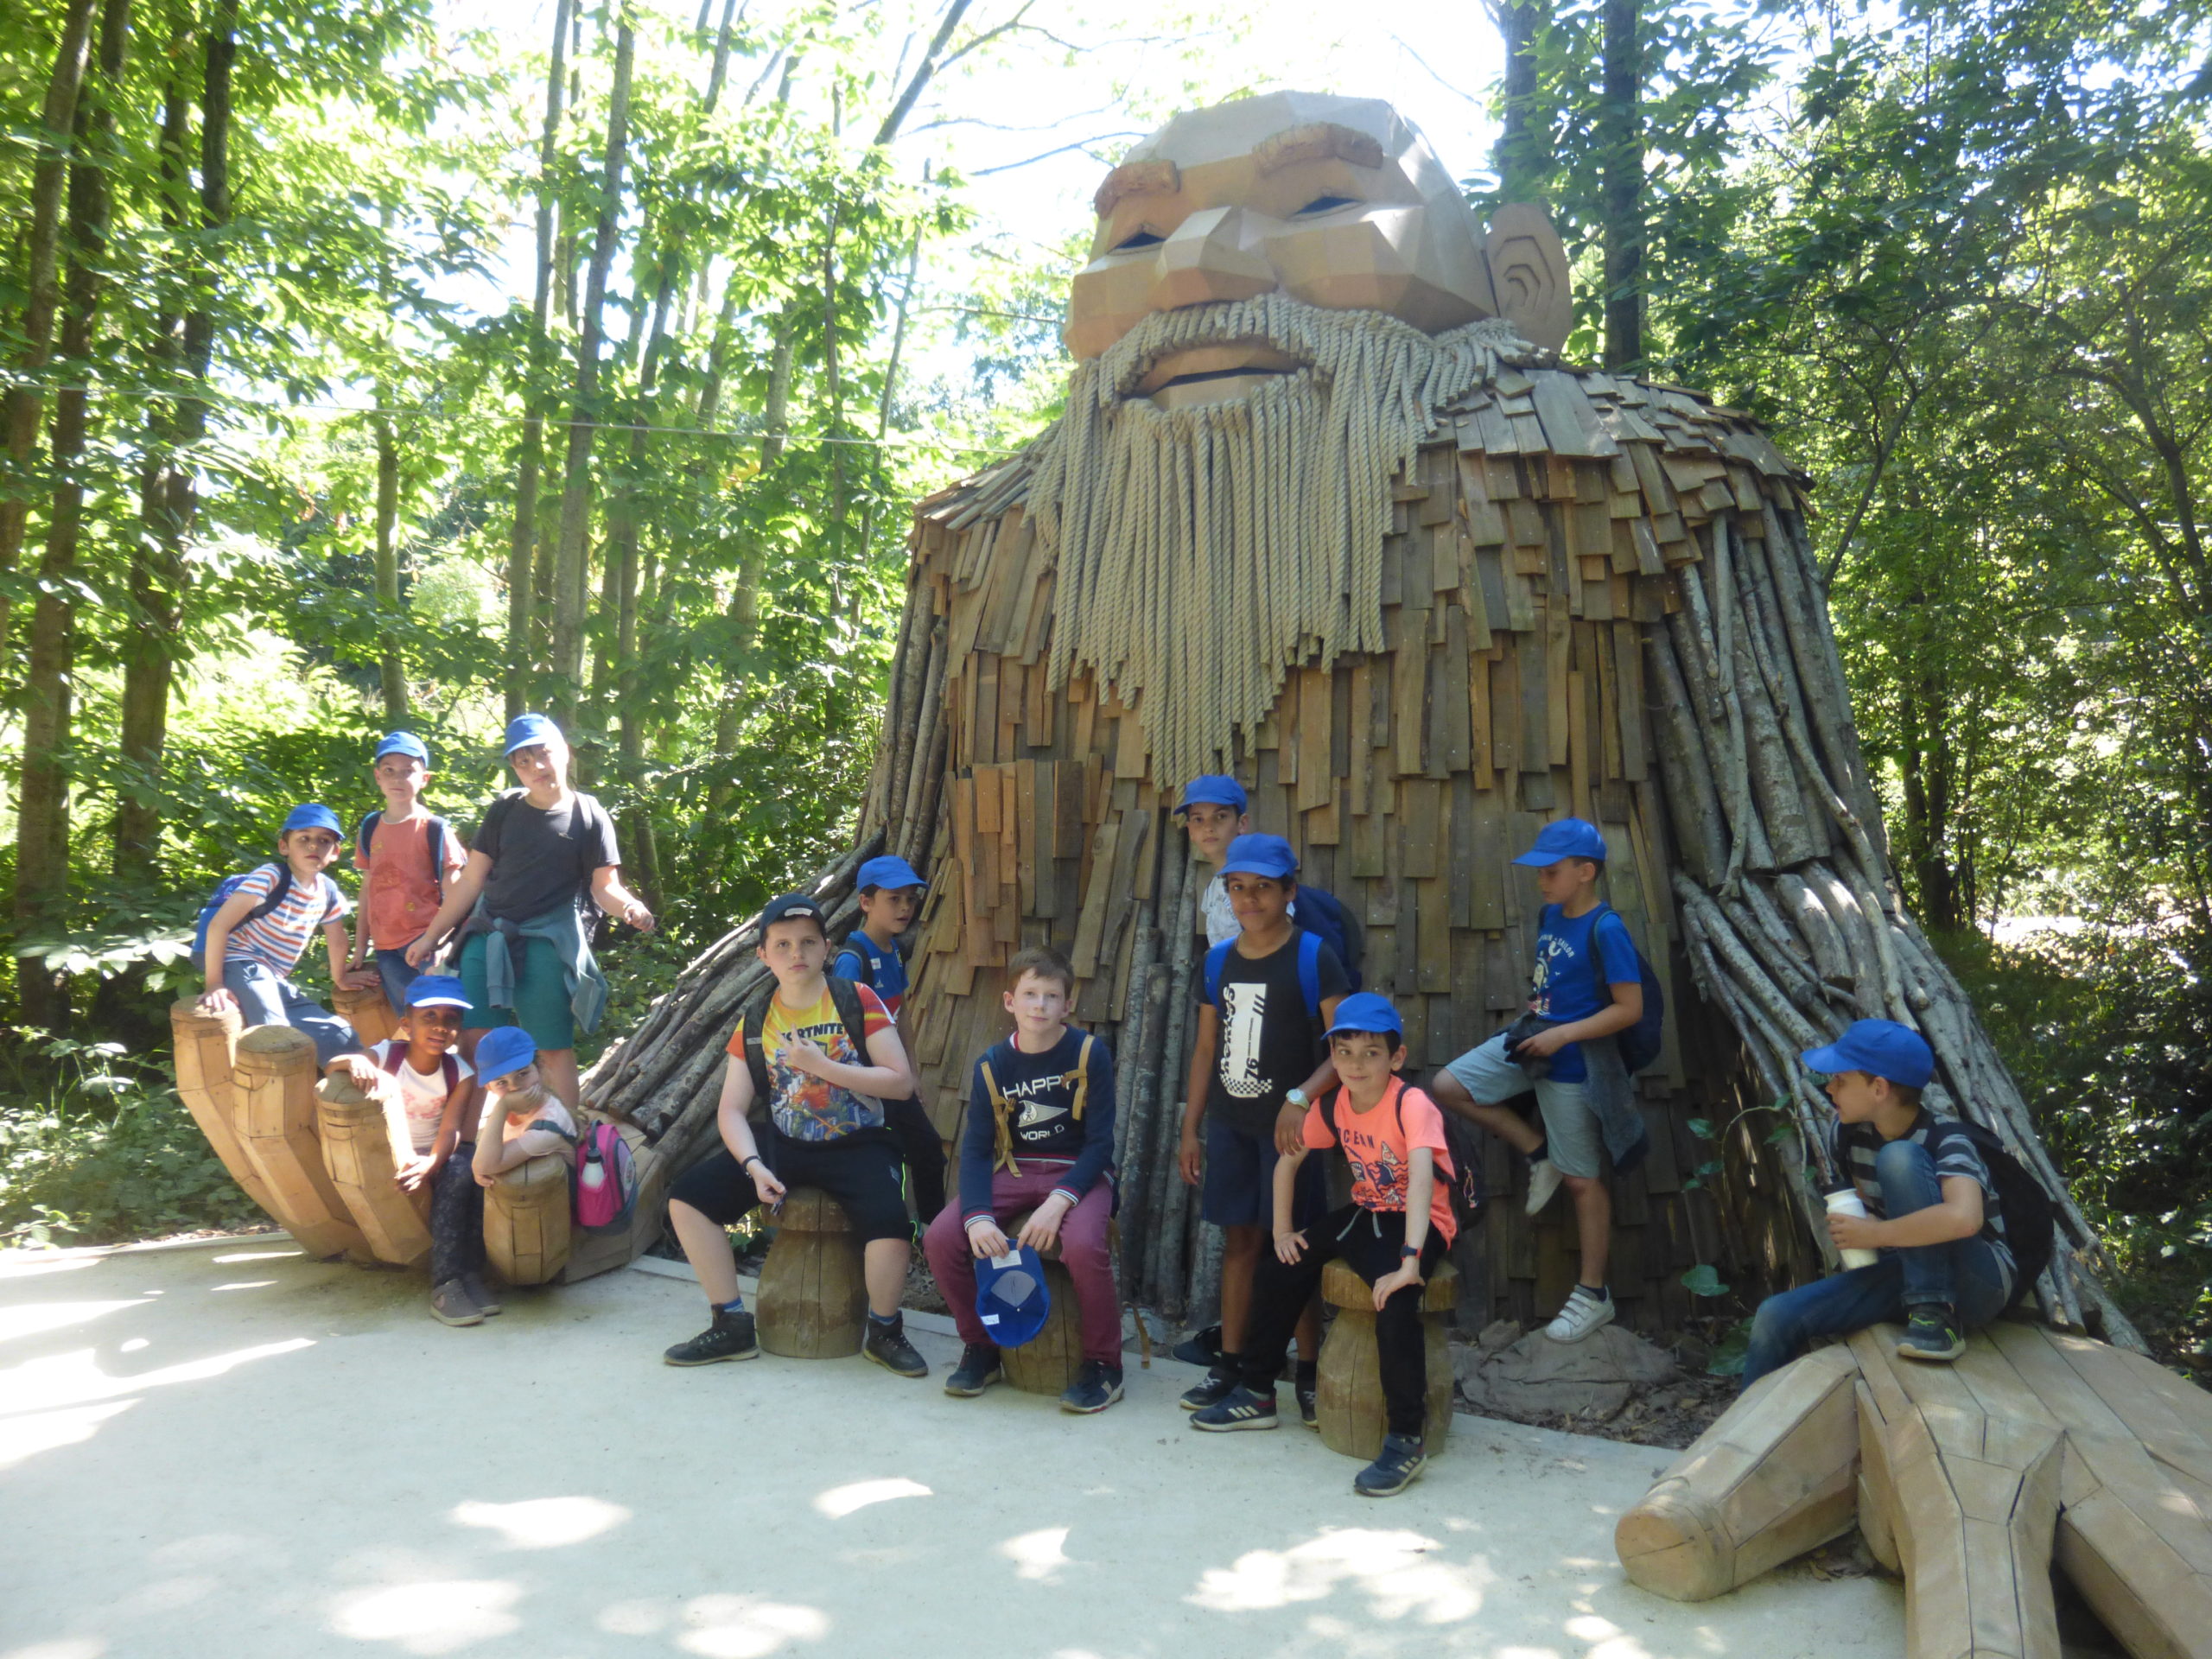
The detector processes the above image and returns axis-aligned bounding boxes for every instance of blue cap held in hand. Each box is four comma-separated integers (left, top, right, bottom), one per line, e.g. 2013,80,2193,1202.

857,855,926,892
474,1026,539,1087
281,804,345,841
404,975,471,1010
1219,833,1298,881
975,1243,1052,1348
503,712,563,756
1802,1020,1935,1090
374,731,430,765
1325,991,1405,1040
1175,774,1249,815
1511,817,1608,867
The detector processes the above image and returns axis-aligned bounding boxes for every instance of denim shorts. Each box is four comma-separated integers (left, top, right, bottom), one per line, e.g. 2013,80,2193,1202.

1442,1033,1602,1179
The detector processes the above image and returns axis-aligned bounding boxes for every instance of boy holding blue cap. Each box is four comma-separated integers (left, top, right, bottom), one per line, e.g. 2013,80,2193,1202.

1191,991,1455,1497
1174,775,1251,948
195,803,382,1077
833,852,945,1221
1431,817,1644,1344
347,731,467,1011
1739,1020,2015,1386
1179,832,1348,1418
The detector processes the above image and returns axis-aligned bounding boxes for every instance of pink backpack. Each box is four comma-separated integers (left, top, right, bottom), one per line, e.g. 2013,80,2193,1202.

569,1121,638,1233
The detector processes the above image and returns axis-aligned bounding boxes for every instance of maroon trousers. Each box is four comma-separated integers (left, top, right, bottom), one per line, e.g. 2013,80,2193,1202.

923,1164,1119,1363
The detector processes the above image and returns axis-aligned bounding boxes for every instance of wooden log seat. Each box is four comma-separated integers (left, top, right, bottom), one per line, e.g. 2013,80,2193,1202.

485,1153,573,1287
332,984,400,1049
1316,1257,1460,1461
168,998,274,1217
997,1211,1084,1397
231,1025,365,1259
315,1071,432,1268
755,1186,868,1359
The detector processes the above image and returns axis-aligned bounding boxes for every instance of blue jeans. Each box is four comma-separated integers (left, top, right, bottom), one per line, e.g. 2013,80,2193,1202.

221,958,362,1070
374,948,423,1012
1740,1138,2012,1389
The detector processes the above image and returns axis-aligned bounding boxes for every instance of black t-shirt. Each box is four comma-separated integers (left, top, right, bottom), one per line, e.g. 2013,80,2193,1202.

1197,928,1349,1136
473,789,621,923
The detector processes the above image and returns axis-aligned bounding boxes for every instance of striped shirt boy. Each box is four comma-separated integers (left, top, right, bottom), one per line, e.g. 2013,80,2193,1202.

223,864,348,978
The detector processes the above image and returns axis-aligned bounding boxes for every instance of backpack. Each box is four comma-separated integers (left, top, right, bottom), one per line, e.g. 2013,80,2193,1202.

1574,901,1667,1075
1205,930,1330,1019
741,975,880,1119
191,865,300,963
376,1042,460,1097
836,930,903,996
979,1033,1096,1174
1935,1119,2055,1313
568,1120,638,1234
1321,1077,1484,1236
358,809,451,879
1291,887,1365,991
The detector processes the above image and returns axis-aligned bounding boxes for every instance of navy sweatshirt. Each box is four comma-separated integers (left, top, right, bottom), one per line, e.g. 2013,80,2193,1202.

958,1027,1116,1224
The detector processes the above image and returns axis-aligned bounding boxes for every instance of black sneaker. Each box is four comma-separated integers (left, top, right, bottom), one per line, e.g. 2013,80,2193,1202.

1354,1432,1427,1497
663,1306,759,1365
1179,1361,1241,1411
1060,1359,1125,1414
863,1315,929,1378
1190,1384,1280,1432
1897,1304,1965,1363
461,1270,503,1316
1172,1324,1224,1367
1295,1376,1319,1428
945,1342,1002,1397
429,1279,483,1327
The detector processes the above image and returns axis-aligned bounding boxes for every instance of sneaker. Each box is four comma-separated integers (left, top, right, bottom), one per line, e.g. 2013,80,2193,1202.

1172,1324,1224,1368
1179,1361,1242,1411
1190,1385,1280,1431
461,1271,503,1316
1295,1376,1319,1429
1060,1359,1125,1414
1897,1304,1965,1363
863,1315,930,1378
1544,1284,1615,1344
944,1342,1002,1397
429,1279,483,1327
1353,1432,1428,1497
1524,1157,1565,1216
663,1306,760,1365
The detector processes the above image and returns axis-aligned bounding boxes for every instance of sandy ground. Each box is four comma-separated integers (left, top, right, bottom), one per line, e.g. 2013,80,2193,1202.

0,1237,1904,1659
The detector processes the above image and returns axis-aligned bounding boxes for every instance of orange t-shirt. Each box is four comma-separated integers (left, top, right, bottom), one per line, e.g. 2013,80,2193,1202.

354,815,467,951
1303,1079,1458,1246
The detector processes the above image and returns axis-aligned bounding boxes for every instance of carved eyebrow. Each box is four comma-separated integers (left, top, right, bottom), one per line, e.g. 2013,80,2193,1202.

1255,122,1386,175
1093,159,1180,219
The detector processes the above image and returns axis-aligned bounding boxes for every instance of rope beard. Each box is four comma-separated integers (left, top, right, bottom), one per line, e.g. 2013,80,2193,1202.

1029,295,1525,786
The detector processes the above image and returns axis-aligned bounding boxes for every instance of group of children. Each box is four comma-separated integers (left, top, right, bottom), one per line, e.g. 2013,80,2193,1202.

199,726,2024,1498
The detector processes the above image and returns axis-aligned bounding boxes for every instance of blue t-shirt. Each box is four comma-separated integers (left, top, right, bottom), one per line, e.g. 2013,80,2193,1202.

1529,902,1641,1084
832,931,908,1016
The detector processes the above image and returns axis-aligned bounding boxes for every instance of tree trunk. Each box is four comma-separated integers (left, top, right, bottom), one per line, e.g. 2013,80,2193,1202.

549,11,636,728
373,402,404,721
705,325,794,808
1493,0,1548,203
1599,0,1643,369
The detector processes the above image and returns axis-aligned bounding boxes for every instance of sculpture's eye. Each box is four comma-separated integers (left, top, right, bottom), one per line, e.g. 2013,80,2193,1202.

1296,194,1357,214
1115,228,1164,251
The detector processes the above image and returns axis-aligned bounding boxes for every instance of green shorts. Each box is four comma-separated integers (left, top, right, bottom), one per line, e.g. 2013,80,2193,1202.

456,931,575,1050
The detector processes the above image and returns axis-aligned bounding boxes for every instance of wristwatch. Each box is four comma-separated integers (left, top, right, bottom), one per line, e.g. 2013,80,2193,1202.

1400,1244,1421,1258
1285,1087,1311,1109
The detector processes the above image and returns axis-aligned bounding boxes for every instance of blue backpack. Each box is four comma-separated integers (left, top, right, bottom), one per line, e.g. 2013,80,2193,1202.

1205,929,1329,1019
1289,886,1364,991
191,865,298,963
1580,901,1666,1074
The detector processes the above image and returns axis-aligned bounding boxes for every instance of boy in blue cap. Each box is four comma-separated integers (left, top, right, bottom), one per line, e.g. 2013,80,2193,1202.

1191,991,1456,1497
1430,817,1645,1344
833,852,945,1221
1178,833,1348,1419
408,714,654,1116
1739,1020,2016,1387
346,731,467,1011
1174,775,1251,949
195,804,382,1078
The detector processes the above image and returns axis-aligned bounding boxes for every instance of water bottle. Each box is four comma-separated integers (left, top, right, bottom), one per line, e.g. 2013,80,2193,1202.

1823,1185,1879,1270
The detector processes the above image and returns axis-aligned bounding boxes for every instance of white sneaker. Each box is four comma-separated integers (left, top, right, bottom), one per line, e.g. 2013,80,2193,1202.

1524,1158,1564,1217
1544,1285,1615,1344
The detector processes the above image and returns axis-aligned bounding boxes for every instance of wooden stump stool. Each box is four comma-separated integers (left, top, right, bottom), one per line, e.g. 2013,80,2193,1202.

1316,1257,1459,1461
232,1025,365,1259
485,1154,572,1285
998,1215,1083,1396
315,1071,432,1268
333,984,400,1049
756,1187,868,1358
168,998,274,1217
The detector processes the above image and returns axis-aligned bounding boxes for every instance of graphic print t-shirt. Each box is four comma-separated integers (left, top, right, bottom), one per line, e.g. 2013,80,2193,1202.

1197,929,1349,1135
1306,1080,1459,1246
725,983,893,1142
369,1039,475,1154
1529,902,1641,1084
223,865,347,978
832,932,907,1015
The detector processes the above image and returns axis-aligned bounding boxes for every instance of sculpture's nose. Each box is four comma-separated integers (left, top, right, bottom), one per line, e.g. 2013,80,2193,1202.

1149,207,1275,312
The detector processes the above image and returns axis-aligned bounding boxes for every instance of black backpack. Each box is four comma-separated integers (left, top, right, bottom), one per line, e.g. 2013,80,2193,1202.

1292,886,1366,991
740,976,879,1122
1936,1119,2055,1312
1322,1077,1484,1236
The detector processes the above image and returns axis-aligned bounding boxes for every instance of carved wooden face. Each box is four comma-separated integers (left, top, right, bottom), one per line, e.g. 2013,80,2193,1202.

1065,92,1504,375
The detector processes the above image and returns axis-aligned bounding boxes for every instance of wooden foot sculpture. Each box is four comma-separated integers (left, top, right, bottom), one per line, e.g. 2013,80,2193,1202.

332,985,400,1049
484,1154,572,1286
315,1071,432,1268
230,1026,367,1259
169,1000,274,1218
1617,1324,2212,1658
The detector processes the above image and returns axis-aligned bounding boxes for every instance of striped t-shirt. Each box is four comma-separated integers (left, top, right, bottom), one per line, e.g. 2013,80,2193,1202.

1832,1113,2014,1290
222,864,348,978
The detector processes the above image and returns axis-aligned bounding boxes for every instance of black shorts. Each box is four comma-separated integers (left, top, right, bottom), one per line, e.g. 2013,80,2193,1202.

670,1134,912,1244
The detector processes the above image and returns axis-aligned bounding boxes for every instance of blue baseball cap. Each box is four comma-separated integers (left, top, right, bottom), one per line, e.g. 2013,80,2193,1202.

373,730,430,765
975,1243,1052,1347
1325,992,1405,1040
1219,833,1298,880
1512,817,1608,867
503,712,563,756
404,975,471,1010
281,804,345,840
857,855,926,892
1802,1020,1935,1090
474,1026,539,1086
1176,774,1249,815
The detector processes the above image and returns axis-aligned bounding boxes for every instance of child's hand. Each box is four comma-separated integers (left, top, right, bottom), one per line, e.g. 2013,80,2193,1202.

747,1160,787,1208
620,899,656,933
404,935,436,969
1274,1098,1307,1156
1371,1262,1422,1308
396,1154,435,1192
777,1037,828,1077
196,987,238,1017
343,966,382,992
1827,1211,1883,1253
327,1053,383,1096
967,1218,1012,1259
1274,1229,1307,1265
1514,1025,1568,1059
1178,1125,1204,1187
1016,1194,1071,1253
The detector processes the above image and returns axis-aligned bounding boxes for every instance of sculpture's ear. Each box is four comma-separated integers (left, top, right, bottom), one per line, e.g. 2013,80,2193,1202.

1483,203,1574,352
